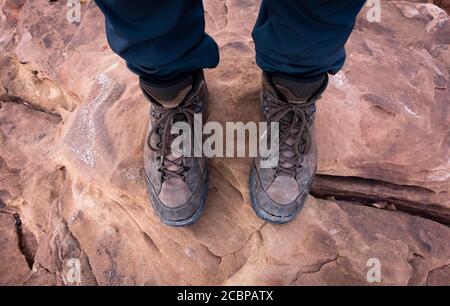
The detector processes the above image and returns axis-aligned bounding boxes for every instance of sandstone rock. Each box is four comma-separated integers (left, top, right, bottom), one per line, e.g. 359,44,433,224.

0,212,31,285
0,0,449,285
403,0,450,14
318,2,450,193
225,197,450,286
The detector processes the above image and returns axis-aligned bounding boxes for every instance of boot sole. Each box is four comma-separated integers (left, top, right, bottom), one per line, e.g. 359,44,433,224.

249,175,298,224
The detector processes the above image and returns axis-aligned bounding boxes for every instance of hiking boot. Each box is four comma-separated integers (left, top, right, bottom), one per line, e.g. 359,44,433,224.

249,72,328,224
142,71,208,227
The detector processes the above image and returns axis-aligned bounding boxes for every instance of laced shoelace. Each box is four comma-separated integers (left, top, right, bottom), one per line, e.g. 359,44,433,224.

147,97,198,181
264,90,316,177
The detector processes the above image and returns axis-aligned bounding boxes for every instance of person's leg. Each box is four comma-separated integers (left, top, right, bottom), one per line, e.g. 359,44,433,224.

95,0,219,83
250,0,365,224
252,0,366,81
95,0,214,226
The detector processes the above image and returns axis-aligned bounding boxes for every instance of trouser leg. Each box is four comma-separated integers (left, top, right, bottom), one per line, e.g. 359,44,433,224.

95,0,220,82
252,0,366,81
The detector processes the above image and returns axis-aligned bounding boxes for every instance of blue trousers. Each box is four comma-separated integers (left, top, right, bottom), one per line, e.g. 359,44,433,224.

95,0,366,82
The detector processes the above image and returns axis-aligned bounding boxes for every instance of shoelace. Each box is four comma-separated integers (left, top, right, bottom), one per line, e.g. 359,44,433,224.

264,90,316,177
147,97,198,181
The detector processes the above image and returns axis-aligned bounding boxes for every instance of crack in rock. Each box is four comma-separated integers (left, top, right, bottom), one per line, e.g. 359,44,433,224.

311,174,450,226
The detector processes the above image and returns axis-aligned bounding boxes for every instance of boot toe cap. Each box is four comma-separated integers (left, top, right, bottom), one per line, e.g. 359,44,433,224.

249,162,312,223
145,171,208,227
159,179,192,208
266,176,300,205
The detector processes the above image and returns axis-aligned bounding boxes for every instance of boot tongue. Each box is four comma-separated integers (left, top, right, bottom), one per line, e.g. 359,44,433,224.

140,74,193,108
270,74,325,172
271,74,326,104
141,74,194,178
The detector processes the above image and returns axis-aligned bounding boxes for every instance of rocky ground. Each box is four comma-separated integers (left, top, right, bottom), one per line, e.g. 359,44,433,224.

0,0,449,285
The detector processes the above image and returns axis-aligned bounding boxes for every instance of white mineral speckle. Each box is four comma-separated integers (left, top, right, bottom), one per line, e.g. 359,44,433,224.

185,248,194,258
67,74,113,167
331,72,348,89
402,103,420,117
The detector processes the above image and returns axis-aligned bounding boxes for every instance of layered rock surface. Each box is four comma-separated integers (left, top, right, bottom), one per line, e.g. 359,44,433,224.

0,0,449,285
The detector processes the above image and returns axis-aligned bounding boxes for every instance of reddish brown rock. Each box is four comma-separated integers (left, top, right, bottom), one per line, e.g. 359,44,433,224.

0,212,31,285
225,197,450,286
403,0,450,14
317,2,450,193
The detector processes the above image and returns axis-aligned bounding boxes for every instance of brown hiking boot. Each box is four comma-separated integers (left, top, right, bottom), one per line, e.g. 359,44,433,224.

141,71,208,227
249,72,328,223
